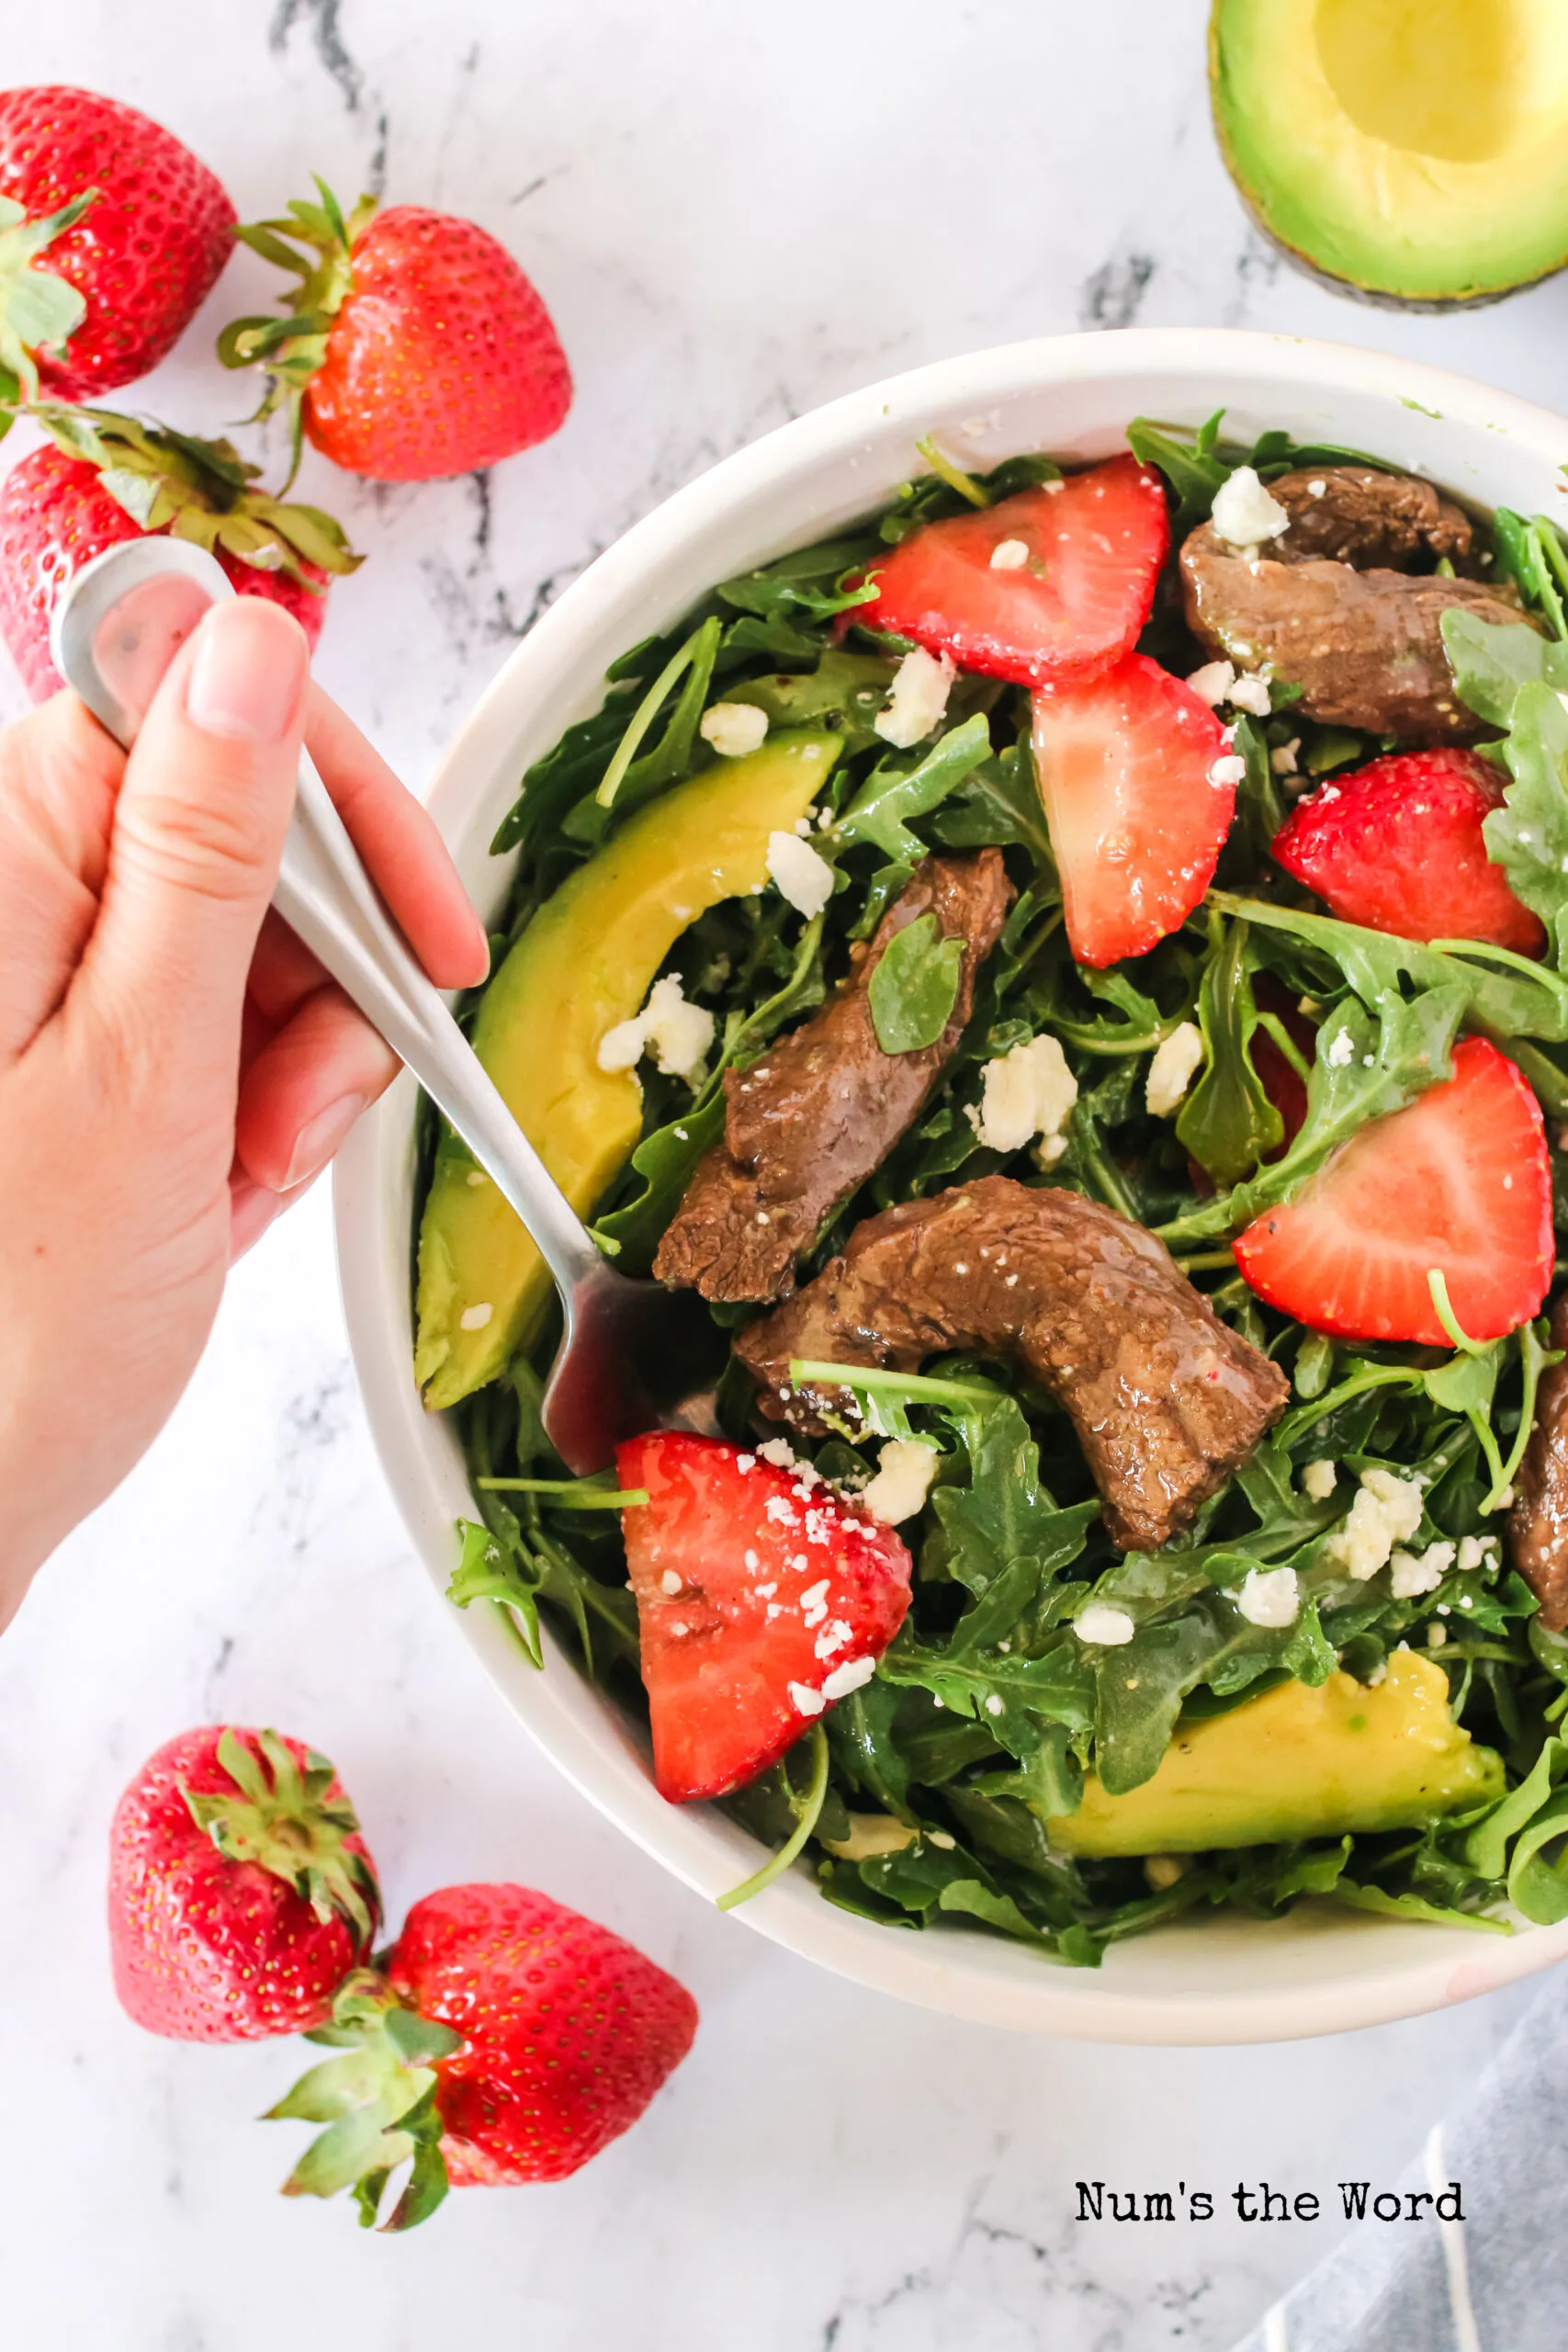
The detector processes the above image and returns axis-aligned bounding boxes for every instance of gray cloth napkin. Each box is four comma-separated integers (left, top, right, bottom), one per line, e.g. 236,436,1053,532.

1229,1962,1568,2352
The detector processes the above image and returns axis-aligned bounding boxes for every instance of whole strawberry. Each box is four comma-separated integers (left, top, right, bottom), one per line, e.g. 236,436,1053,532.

109,1726,380,2042
0,86,234,407
270,1884,696,2227
219,178,571,482
0,402,360,697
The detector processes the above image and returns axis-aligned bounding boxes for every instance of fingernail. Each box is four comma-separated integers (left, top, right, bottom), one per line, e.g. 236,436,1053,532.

230,1181,282,1261
282,1092,366,1190
186,599,309,744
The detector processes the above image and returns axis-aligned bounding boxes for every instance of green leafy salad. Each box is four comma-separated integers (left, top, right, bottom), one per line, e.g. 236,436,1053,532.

415,412,1568,1964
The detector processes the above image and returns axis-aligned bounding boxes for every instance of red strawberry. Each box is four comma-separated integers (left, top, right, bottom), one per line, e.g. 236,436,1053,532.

856,454,1168,686
1272,748,1545,956
1031,652,1235,967
1235,1037,1553,1344
617,1432,912,1804
219,181,571,483
0,86,234,405
108,1725,380,2042
269,1884,697,2226
0,407,359,698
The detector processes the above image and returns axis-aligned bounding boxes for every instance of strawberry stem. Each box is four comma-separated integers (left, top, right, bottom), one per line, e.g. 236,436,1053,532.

716,1724,829,1912
180,1728,380,1948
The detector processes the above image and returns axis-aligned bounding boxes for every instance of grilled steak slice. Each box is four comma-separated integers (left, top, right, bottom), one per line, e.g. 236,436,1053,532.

654,850,1012,1304
1179,466,1535,744
735,1173,1290,1553
1510,1294,1568,1633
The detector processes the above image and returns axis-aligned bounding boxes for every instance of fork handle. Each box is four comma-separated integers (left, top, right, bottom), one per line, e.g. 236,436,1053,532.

51,537,602,1300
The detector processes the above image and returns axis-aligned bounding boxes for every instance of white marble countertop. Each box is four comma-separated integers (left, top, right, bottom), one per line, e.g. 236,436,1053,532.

3,5,1564,2345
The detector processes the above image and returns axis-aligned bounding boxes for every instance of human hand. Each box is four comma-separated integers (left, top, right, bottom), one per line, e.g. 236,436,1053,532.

0,596,487,1627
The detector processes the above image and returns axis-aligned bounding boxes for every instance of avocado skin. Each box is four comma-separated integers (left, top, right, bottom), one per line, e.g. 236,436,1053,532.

1045,1652,1506,1856
1209,0,1568,311
413,729,841,1410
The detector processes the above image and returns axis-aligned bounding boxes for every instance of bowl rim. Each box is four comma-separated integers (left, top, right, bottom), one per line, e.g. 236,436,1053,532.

334,324,1568,2041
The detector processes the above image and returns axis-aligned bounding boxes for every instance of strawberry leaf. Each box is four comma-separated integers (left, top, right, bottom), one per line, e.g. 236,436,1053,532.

268,1972,458,2231
0,190,95,400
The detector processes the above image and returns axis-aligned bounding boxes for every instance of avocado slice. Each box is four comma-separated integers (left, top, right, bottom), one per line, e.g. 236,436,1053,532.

414,729,841,1408
1045,1652,1504,1855
1212,0,1568,307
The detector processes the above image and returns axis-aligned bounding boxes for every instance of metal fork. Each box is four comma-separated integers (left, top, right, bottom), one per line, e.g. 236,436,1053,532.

51,537,721,1473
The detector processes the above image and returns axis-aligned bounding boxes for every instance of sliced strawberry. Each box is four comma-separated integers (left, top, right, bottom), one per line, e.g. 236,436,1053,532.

1235,1038,1552,1344
1031,653,1235,967
1272,749,1545,956
617,1433,912,1804
857,455,1168,686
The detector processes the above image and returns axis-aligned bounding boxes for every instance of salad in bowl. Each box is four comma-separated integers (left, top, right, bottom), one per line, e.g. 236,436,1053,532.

402,385,1568,1976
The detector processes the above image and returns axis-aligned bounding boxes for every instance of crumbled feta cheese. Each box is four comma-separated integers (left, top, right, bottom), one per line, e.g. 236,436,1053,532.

699,700,769,757
966,1033,1078,1159
757,1438,797,1470
1145,1021,1205,1119
989,537,1030,571
822,1812,918,1860
765,828,835,919
1187,659,1235,706
1490,1485,1516,1513
815,1619,852,1660
1326,1467,1424,1581
799,1578,830,1628
1390,1541,1456,1600
1075,1603,1136,1646
1325,1027,1355,1069
1427,1623,1448,1648
984,1692,1005,1716
1208,753,1247,787
821,1655,875,1702
788,1680,826,1717
1457,1534,1487,1573
860,1438,939,1526
1307,478,1327,498
458,1301,493,1332
1211,465,1290,551
1270,737,1301,776
660,1568,682,1595
1227,672,1273,717
1235,1566,1300,1627
466,1169,488,1187
1301,1458,1337,1501
596,973,716,1087
874,645,955,748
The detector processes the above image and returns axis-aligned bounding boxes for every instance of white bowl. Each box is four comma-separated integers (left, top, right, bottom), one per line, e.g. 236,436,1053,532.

335,326,1568,2041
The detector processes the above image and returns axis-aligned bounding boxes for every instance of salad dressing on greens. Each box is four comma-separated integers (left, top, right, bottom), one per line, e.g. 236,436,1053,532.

417,415,1568,1962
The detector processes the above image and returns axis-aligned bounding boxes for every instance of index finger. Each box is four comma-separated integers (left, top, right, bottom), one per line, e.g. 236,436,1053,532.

305,685,490,991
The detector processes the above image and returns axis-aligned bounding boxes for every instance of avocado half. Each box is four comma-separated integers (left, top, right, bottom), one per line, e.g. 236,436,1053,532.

1211,0,1568,309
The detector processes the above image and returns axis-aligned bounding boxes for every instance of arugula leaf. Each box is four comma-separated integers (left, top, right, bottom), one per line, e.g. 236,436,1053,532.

1487,681,1568,969
1176,918,1282,1187
925,741,1055,865
719,650,897,749
833,714,993,863
1162,982,1464,1244
929,1394,1093,1600
1214,888,1568,1046
1125,409,1228,531
867,912,964,1052
1440,609,1568,730
1491,510,1568,639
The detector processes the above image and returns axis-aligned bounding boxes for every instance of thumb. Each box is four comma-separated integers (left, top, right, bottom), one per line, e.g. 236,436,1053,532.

79,596,310,1093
